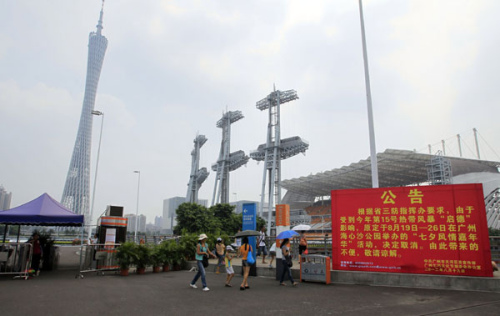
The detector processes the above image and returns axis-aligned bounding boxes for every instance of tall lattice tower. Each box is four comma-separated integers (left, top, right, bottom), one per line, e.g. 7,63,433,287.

211,110,249,205
251,86,309,233
61,3,108,221
186,134,209,204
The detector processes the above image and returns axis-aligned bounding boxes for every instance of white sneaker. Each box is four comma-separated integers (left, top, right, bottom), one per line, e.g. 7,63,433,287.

190,284,197,289
202,287,210,292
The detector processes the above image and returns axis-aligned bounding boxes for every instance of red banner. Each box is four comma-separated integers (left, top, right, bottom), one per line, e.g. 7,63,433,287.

331,184,493,277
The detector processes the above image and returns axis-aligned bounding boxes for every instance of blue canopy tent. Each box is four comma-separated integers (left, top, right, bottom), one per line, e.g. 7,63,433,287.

0,193,84,244
0,193,84,278
0,193,84,227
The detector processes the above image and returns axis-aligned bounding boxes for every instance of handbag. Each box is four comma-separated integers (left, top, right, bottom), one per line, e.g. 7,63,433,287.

246,250,255,265
285,255,293,268
202,254,209,268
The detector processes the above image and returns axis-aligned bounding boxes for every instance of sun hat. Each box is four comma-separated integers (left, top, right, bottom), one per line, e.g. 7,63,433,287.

198,233,208,240
217,237,222,241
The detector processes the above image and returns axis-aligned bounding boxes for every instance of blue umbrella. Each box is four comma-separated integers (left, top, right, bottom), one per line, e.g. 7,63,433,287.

276,230,299,239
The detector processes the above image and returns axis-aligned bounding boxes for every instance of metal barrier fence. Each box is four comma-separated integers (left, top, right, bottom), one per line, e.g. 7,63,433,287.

300,255,331,284
77,243,120,278
126,235,176,244
0,243,32,280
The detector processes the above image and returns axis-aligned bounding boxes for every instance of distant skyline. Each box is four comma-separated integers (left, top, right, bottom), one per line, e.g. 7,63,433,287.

1,1,499,224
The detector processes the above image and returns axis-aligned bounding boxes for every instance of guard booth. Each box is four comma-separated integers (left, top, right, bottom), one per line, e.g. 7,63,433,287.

97,206,127,245
300,255,331,284
94,206,127,269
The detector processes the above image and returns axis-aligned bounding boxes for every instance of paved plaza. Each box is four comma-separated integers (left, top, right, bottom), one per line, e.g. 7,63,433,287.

1,247,500,316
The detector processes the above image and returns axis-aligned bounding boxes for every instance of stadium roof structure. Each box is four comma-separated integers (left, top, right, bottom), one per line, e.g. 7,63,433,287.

282,149,500,198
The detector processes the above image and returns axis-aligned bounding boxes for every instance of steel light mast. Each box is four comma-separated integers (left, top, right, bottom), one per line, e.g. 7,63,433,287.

186,134,209,204
211,110,249,205
251,85,309,234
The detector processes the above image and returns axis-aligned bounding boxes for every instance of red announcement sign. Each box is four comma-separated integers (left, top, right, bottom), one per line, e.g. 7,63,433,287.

331,184,493,277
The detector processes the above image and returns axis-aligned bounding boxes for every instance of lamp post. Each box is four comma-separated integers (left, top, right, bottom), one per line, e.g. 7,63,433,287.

133,170,141,243
358,0,379,188
88,110,104,242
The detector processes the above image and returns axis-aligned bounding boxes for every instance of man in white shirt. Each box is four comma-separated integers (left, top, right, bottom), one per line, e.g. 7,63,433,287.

257,226,268,264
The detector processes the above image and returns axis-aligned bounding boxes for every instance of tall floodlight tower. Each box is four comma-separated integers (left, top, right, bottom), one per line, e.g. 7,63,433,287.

186,134,209,204
211,110,249,205
251,86,309,234
61,2,108,223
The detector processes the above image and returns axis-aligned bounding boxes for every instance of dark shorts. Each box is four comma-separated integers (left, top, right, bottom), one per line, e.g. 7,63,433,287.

242,260,250,267
257,245,268,256
299,245,307,255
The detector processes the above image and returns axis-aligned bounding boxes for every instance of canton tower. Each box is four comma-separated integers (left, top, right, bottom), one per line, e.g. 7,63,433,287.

61,3,108,220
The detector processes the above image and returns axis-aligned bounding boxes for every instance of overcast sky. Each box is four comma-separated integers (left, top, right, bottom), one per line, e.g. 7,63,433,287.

1,0,499,224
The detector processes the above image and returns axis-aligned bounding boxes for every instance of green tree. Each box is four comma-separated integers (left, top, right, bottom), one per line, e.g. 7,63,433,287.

256,216,267,231
174,202,268,236
210,203,240,234
174,203,220,235
8,225,19,235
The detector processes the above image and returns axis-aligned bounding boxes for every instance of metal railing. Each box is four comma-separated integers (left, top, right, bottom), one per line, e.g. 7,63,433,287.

76,243,120,278
0,243,32,279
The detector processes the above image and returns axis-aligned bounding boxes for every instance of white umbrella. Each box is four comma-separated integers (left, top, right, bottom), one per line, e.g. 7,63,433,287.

292,224,311,231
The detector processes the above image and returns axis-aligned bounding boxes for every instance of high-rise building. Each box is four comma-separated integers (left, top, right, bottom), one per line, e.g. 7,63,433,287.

125,214,147,233
0,186,12,211
61,3,108,223
154,216,163,228
162,197,208,233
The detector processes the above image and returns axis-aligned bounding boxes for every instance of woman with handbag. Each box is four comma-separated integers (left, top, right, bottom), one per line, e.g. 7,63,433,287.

238,236,253,291
190,234,215,292
279,238,298,286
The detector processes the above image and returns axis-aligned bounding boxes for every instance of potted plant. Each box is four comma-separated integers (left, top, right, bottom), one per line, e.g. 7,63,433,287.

178,233,197,261
115,242,138,276
150,244,163,273
159,241,174,272
133,243,151,274
172,242,187,271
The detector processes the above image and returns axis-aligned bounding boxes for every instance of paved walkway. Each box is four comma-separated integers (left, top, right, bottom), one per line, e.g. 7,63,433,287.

1,247,500,316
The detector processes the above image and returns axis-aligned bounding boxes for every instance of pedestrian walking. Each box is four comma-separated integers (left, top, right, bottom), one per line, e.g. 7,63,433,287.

235,229,242,248
238,236,253,291
225,245,235,287
190,233,215,292
299,231,308,255
215,237,225,274
30,232,43,276
279,238,298,287
257,226,268,264
268,242,276,268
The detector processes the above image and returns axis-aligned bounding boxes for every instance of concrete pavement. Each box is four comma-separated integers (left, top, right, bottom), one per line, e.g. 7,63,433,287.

1,246,500,316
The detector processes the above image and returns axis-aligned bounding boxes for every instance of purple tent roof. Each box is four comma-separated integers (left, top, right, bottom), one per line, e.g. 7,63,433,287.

0,193,84,226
